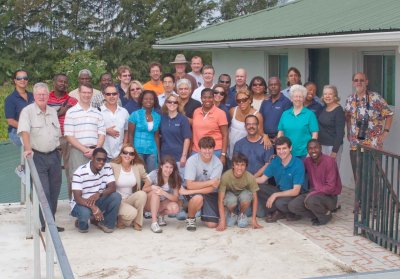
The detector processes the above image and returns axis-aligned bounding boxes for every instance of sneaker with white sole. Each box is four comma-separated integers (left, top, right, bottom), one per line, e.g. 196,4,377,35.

186,218,196,231
237,213,249,228
158,215,167,226
226,212,238,227
151,222,162,233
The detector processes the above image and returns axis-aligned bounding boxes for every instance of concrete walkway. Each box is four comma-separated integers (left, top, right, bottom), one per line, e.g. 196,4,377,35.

1,187,399,279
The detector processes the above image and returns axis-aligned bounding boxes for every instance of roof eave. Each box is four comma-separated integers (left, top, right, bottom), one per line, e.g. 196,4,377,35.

153,31,400,50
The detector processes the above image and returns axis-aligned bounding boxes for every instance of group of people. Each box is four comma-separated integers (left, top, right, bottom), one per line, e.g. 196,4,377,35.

4,53,393,234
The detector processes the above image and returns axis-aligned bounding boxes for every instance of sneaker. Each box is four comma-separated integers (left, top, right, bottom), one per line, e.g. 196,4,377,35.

97,222,114,233
151,222,162,233
176,210,188,221
144,211,152,219
158,215,167,226
15,164,25,180
237,213,248,228
186,218,196,231
226,212,238,227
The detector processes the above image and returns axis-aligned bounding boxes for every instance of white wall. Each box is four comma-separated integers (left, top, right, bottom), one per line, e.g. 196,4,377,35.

329,48,357,188
212,50,266,83
211,46,399,189
288,48,307,80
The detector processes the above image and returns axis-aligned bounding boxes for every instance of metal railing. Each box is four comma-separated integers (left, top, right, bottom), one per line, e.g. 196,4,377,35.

353,145,400,254
24,156,74,279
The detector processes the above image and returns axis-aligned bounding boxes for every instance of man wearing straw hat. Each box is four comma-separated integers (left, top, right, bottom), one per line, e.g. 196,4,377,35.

170,54,198,93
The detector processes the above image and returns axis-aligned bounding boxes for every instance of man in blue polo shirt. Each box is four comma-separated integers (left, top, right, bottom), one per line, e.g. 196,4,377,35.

225,68,248,109
256,136,304,222
259,77,292,145
4,69,34,145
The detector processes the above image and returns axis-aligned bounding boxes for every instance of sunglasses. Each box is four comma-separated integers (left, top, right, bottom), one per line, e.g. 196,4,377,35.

130,88,141,91
122,150,135,156
353,79,365,83
95,157,107,162
219,80,230,84
236,97,249,104
213,90,225,96
15,76,28,81
121,74,131,78
105,92,118,96
166,100,179,105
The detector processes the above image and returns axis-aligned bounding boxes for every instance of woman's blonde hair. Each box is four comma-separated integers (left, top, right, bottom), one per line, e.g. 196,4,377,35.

322,85,340,103
161,94,183,114
125,80,144,100
111,143,144,165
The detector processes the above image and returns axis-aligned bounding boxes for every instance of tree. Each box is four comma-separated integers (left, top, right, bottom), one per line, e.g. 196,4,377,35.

220,0,278,20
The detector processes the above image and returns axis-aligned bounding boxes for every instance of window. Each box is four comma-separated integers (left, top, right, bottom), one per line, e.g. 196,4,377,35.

268,55,288,88
308,49,329,97
363,53,395,105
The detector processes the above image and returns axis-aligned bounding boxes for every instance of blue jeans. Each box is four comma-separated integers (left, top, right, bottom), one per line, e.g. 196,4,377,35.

138,153,157,172
8,128,22,146
71,192,121,230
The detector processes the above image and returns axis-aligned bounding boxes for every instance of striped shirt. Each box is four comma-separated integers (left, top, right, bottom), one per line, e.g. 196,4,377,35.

64,103,106,146
47,91,78,135
70,161,115,210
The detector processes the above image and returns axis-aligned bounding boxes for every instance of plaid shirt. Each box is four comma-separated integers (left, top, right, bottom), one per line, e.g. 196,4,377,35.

128,108,161,155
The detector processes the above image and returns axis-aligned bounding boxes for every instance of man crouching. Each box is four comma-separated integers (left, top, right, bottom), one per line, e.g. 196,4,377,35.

71,147,121,233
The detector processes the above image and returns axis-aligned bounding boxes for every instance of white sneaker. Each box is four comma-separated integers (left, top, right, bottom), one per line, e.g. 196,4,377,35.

158,215,167,226
151,222,162,233
186,218,196,231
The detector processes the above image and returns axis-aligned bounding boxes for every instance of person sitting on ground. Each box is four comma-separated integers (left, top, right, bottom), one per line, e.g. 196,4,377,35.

179,137,223,231
143,156,181,233
216,153,262,231
256,136,304,223
71,148,122,233
111,144,148,231
289,139,342,226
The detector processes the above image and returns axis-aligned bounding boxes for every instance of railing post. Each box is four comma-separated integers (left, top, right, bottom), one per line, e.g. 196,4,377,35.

20,146,25,205
46,229,55,279
32,181,41,279
25,160,32,239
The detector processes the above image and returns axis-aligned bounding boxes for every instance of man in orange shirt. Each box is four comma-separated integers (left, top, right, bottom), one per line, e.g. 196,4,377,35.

143,62,164,95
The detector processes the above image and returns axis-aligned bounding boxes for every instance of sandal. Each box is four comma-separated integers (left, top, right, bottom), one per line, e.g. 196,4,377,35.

132,222,142,231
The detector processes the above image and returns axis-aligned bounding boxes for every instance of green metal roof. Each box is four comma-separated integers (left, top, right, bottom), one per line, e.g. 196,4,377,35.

156,0,400,46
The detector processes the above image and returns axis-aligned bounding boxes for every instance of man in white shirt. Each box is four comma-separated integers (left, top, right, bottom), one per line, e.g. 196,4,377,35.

191,65,216,102
100,84,129,160
188,56,204,87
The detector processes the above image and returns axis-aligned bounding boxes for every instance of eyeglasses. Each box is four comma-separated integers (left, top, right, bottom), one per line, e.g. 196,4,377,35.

122,150,135,156
353,79,365,83
219,80,230,84
130,88,141,92
213,90,225,96
105,92,118,96
95,157,107,162
236,97,250,104
121,74,131,78
166,100,179,105
15,76,28,81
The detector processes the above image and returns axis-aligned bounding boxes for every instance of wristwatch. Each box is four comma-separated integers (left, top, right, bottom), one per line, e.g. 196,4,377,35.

384,129,390,132
221,152,226,156
98,189,104,197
